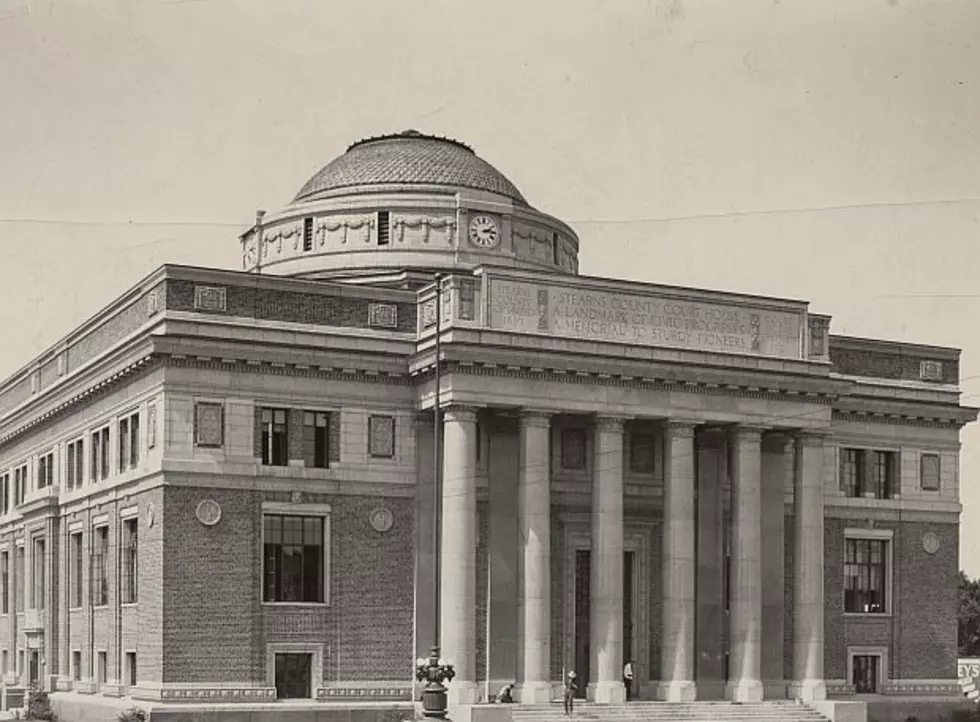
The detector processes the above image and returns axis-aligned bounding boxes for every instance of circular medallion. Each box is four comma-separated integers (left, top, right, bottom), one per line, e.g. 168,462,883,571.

370,507,394,533
291,491,305,504
922,532,940,555
145,503,155,528
196,499,222,527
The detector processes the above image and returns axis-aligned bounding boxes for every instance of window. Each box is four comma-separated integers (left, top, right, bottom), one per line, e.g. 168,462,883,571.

37,452,53,489
0,472,8,514
303,217,314,251
0,552,7,614
921,453,941,491
263,514,325,603
852,655,880,694
66,439,84,490
844,537,889,614
69,533,83,609
14,547,23,613
91,427,110,482
119,412,140,472
377,211,390,245
870,451,896,499
32,537,44,610
275,653,312,699
561,428,587,470
17,650,23,678
261,409,289,466
840,448,863,497
13,464,27,506
97,651,107,686
122,518,138,604
629,432,655,474
126,651,136,687
302,412,330,469
1,650,6,674
91,526,109,606
552,231,560,264
72,651,81,681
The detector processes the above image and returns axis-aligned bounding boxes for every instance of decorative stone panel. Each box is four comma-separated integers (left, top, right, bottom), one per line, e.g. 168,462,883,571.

194,403,224,448
369,415,395,459
368,303,398,329
193,285,228,313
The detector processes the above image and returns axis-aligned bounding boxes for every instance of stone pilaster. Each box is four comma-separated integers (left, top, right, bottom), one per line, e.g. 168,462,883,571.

660,421,698,702
517,411,552,704
789,432,828,702
589,416,626,704
761,434,789,698
440,405,480,707
726,426,764,703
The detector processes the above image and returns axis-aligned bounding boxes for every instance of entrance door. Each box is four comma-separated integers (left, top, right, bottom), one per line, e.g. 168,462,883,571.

573,550,636,699
28,651,38,686
275,653,312,699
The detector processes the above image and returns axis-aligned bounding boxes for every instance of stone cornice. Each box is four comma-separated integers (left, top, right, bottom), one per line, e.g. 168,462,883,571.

832,409,970,430
163,353,412,385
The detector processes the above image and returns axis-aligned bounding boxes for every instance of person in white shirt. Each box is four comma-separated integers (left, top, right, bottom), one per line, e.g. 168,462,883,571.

623,661,634,701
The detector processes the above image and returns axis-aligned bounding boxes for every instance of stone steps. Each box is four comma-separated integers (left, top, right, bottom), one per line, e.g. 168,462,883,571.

510,701,828,722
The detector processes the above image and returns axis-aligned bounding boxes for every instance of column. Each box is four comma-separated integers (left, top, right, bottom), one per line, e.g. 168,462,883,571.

590,416,626,704
760,435,789,697
660,421,698,702
726,426,764,702
440,405,480,706
518,411,552,703
790,432,827,701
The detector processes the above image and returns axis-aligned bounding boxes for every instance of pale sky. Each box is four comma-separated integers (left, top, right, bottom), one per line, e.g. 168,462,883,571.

2,0,979,569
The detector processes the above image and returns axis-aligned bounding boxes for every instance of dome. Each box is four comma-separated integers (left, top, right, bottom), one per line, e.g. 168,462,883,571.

293,130,529,206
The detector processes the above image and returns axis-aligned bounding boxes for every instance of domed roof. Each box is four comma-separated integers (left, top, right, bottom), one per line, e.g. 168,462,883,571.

293,130,528,205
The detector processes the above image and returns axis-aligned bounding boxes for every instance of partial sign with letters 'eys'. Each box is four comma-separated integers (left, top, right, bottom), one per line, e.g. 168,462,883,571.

487,278,805,360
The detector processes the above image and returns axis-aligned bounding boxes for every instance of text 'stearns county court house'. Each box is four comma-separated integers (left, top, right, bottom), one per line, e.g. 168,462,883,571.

0,131,974,722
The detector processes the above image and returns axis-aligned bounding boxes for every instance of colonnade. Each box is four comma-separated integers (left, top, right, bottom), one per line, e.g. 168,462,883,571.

438,407,827,706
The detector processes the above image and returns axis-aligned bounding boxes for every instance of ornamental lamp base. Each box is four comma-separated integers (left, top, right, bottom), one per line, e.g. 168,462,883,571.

422,682,449,719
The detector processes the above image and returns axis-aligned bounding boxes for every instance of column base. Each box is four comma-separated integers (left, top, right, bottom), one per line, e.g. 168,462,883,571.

789,679,827,702
659,680,698,702
447,680,480,707
726,679,764,702
518,681,553,704
588,681,626,704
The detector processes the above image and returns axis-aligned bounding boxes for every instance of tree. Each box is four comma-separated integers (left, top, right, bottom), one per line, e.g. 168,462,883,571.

960,571,980,657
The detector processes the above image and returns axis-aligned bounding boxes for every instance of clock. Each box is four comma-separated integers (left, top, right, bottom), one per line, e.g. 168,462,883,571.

468,215,500,248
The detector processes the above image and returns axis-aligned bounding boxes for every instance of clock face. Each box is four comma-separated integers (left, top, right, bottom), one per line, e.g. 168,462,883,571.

468,215,500,248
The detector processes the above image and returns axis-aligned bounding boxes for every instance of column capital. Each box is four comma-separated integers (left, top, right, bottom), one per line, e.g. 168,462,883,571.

519,409,553,428
794,429,831,447
731,424,768,443
594,415,629,434
442,405,480,424
664,419,700,437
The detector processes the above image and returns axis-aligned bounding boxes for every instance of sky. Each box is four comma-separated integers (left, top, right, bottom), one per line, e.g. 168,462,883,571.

1,0,979,569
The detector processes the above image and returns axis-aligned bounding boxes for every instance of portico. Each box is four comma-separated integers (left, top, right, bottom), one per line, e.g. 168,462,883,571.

437,405,829,707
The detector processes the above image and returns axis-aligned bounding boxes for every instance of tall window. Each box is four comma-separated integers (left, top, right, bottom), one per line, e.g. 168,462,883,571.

119,412,140,473
302,412,330,468
122,519,138,604
37,452,53,490
261,409,289,466
303,217,314,251
377,211,390,245
66,439,84,490
69,533,83,609
32,537,45,611
844,538,888,614
263,514,324,603
15,547,24,613
0,551,8,615
91,526,109,606
91,427,110,482
840,448,863,497
870,451,896,499
13,465,27,506
0,472,8,515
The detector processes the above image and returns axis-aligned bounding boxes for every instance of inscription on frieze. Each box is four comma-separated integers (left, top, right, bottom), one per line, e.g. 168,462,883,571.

488,279,804,359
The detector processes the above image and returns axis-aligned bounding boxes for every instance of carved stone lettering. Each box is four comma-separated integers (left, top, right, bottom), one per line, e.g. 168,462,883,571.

488,279,804,359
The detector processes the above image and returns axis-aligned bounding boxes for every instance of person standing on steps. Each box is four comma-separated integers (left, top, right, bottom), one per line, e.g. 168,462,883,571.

623,660,634,702
564,671,578,716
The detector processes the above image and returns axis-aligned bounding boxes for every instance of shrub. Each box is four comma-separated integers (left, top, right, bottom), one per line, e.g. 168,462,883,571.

24,684,57,721
117,708,148,722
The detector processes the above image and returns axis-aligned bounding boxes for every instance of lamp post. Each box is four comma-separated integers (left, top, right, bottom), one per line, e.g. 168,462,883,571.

420,274,455,718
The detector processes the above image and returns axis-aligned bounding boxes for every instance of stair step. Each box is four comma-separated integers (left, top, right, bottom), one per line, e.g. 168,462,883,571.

508,701,828,722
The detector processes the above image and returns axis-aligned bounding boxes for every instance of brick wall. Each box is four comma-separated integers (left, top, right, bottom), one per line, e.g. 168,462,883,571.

823,517,958,681
161,486,415,686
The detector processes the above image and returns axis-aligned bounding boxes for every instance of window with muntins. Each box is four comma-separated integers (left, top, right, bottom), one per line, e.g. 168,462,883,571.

37,452,53,490
302,412,330,469
119,412,140,473
0,552,8,614
91,427,110,482
303,217,314,251
844,538,888,614
263,514,325,603
14,547,24,612
0,472,8,514
69,533,83,609
122,519,138,604
66,439,84,490
261,409,289,466
32,537,45,611
91,526,109,606
840,448,863,497
870,451,896,499
377,211,390,245
13,465,27,506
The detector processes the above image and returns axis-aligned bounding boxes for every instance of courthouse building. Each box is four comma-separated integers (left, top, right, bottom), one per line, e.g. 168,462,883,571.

0,130,974,721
